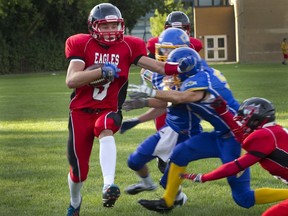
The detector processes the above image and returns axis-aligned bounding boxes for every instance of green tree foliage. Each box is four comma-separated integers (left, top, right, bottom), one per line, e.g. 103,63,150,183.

150,0,194,37
0,0,186,74
109,0,165,34
0,0,100,74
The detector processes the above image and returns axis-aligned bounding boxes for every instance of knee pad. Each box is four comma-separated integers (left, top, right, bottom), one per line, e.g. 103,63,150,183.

127,152,145,171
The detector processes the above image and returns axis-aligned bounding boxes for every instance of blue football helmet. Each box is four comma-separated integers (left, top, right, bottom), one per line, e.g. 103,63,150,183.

167,47,202,81
155,28,190,62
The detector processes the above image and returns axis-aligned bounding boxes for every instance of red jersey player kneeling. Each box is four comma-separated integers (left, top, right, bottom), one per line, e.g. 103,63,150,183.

181,96,288,216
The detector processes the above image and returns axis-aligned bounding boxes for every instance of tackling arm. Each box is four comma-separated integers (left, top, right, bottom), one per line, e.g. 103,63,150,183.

211,96,245,142
154,89,206,104
201,153,261,182
181,153,260,183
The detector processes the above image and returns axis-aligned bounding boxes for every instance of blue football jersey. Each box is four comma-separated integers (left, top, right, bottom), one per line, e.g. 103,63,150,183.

151,72,202,137
166,103,202,137
180,66,240,136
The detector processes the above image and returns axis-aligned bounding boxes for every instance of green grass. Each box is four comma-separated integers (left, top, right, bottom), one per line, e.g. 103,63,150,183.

0,63,287,216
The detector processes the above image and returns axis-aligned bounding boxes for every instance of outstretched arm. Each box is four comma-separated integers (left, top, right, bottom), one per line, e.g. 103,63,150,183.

120,99,167,134
137,55,197,76
181,153,261,183
128,83,206,104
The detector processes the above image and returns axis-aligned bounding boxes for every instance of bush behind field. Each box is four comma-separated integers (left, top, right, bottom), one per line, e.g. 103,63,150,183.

0,36,67,75
0,63,287,216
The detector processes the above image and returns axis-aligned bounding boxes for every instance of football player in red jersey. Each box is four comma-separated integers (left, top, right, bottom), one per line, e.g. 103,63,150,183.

147,11,202,58
64,3,195,215
181,96,288,216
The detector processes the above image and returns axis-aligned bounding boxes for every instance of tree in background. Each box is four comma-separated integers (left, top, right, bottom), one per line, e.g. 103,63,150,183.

110,0,165,34
150,0,194,37
0,0,192,74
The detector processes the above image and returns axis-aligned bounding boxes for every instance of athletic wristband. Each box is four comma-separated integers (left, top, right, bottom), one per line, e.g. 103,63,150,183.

164,62,179,75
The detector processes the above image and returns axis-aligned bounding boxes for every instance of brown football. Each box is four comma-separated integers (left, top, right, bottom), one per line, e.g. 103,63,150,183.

85,64,110,87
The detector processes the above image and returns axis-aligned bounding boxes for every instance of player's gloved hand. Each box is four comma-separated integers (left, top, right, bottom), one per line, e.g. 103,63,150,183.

178,56,196,73
101,62,121,82
128,84,156,99
122,98,148,111
211,96,228,115
120,118,140,134
180,173,203,183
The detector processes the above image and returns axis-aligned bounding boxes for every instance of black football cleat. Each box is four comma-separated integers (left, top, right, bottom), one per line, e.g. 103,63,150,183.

138,198,173,214
102,184,121,208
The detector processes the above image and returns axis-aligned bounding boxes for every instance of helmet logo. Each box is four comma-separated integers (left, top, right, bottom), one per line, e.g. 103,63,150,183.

184,80,197,87
171,22,183,28
180,33,188,43
243,104,260,115
105,15,118,20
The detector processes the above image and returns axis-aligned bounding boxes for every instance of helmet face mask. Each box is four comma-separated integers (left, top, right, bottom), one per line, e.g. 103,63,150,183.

155,28,190,62
236,97,276,136
162,75,182,90
88,3,125,45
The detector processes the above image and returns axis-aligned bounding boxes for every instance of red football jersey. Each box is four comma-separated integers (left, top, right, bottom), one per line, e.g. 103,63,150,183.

202,120,288,182
65,34,147,111
146,36,203,55
243,124,288,180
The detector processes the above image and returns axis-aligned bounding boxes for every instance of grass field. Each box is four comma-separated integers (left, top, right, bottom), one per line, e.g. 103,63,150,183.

0,63,287,216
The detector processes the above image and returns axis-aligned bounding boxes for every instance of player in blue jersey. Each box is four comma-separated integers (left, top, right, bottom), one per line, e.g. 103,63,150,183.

123,30,203,207
127,47,255,213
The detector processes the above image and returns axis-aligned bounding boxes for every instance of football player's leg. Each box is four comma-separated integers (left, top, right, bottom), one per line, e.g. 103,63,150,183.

95,111,122,187
160,132,219,188
95,111,122,207
126,133,160,194
160,132,219,207
219,135,255,208
67,111,95,210
255,188,288,204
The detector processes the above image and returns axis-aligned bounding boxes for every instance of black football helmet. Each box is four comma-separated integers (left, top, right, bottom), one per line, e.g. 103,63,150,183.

236,97,276,133
87,3,125,45
164,11,190,35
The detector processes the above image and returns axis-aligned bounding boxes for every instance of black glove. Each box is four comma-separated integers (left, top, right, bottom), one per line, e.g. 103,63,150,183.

120,118,140,134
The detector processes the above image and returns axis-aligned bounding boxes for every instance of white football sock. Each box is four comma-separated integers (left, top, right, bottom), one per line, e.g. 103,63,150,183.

99,136,116,186
68,173,83,208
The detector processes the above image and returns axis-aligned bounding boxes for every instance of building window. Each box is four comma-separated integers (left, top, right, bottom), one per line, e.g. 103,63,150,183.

194,0,230,6
204,35,227,61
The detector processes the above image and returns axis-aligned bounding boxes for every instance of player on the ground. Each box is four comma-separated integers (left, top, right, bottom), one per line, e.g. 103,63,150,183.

128,47,254,213
181,96,288,216
64,3,196,216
